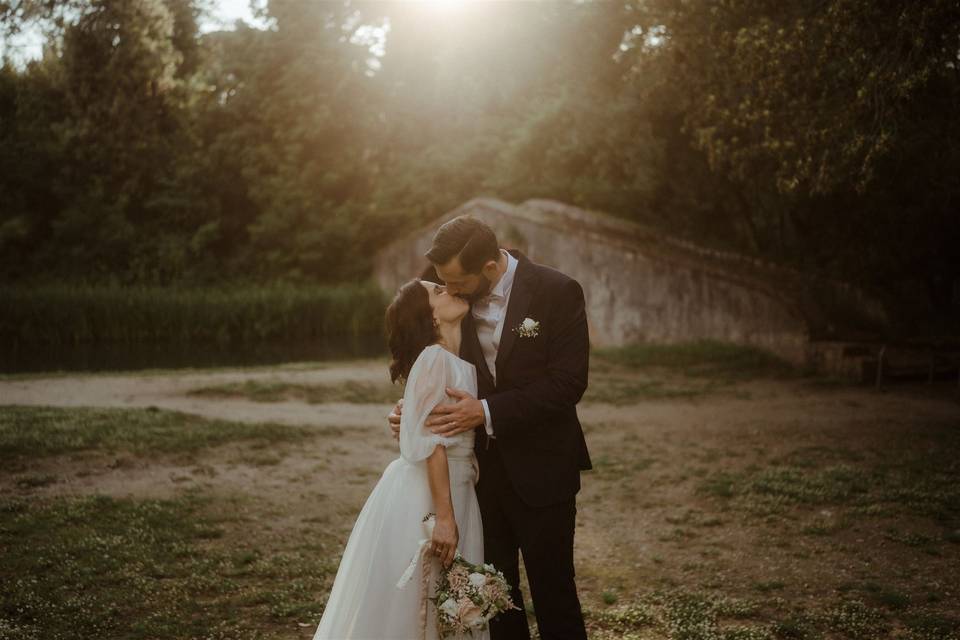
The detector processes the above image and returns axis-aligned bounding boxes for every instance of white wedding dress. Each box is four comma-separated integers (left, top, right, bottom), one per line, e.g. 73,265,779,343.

313,344,489,640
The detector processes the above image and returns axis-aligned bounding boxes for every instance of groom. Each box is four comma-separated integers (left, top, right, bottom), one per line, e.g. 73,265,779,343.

388,215,592,640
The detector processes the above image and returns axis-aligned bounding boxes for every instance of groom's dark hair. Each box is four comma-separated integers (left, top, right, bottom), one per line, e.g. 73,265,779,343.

425,215,500,274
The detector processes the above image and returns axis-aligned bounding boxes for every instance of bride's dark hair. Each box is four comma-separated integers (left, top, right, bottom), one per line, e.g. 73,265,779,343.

385,279,439,383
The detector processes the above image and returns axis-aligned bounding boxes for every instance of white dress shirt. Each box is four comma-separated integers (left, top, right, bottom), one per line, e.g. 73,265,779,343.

473,249,518,439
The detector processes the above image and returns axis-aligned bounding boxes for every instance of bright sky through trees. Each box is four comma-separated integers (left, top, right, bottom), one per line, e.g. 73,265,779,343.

200,0,271,31
0,0,272,67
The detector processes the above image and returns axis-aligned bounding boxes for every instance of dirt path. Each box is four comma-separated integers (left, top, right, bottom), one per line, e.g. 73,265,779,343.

0,362,395,428
2,363,957,438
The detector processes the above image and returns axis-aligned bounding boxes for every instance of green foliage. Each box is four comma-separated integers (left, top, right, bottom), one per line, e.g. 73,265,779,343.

0,281,386,346
0,0,957,325
622,0,960,315
593,339,795,378
629,1,960,198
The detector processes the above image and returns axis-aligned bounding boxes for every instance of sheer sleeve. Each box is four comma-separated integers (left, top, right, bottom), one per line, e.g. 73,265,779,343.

399,345,459,463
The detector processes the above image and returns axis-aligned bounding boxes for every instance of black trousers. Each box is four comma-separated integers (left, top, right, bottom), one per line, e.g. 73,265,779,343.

476,438,587,640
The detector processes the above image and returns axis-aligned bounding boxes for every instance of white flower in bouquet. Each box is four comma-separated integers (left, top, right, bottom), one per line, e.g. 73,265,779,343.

439,597,459,619
468,572,487,588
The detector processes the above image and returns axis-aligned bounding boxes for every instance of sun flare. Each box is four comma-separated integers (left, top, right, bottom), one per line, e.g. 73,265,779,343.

421,0,468,12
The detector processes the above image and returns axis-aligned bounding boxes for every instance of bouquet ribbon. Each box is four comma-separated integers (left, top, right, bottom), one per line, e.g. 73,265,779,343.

396,515,437,640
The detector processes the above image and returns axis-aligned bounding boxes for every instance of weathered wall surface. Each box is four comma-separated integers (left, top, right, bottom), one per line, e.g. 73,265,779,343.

374,198,888,366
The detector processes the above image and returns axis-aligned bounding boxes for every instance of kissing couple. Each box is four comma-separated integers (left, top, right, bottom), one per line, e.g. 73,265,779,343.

313,215,593,640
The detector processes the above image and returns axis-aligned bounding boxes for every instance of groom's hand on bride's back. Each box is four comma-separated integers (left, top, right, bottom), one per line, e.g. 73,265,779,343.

425,388,484,437
388,398,403,440
388,388,483,439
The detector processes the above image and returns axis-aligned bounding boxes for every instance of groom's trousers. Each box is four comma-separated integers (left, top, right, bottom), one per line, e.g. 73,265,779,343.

476,437,587,640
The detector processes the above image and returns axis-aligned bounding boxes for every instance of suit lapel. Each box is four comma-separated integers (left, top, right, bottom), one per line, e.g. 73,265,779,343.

495,251,537,375
460,310,495,389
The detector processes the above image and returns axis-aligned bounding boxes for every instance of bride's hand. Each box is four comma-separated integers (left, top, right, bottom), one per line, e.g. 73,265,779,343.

388,398,403,440
431,515,459,569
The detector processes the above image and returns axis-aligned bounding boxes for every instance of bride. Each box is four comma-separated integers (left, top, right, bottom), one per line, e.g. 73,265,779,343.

313,278,489,640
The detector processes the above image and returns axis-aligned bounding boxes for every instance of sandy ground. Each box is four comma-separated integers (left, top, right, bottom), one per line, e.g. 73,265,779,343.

2,361,959,638
0,363,394,428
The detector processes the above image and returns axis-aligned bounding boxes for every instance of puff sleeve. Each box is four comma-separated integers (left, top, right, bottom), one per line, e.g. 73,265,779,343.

399,345,459,463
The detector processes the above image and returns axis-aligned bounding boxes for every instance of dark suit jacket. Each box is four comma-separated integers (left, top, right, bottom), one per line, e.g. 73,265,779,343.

459,249,592,508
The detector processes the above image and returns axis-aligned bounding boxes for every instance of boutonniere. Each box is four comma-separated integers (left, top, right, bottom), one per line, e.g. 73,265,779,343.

512,317,540,338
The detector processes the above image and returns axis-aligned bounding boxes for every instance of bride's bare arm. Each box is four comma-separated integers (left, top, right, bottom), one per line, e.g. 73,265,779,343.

425,444,458,568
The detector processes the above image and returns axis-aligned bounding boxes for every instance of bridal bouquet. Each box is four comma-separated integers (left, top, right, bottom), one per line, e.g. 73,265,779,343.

430,552,520,637
397,514,520,639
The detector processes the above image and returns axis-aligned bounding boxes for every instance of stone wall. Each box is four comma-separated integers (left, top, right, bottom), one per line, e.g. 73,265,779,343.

373,197,889,367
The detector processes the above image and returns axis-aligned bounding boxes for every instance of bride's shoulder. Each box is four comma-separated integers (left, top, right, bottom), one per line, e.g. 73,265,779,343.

433,344,473,367
416,344,472,371
422,343,445,358
411,344,446,369
413,343,439,361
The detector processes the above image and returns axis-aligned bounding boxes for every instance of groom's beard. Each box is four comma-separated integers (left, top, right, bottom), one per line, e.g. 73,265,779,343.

461,272,492,303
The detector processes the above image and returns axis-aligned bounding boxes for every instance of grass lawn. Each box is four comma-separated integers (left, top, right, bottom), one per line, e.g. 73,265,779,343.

1,343,958,639
0,406,341,640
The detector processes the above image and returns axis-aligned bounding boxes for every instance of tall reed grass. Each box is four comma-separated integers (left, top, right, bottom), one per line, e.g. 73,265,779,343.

0,282,387,346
